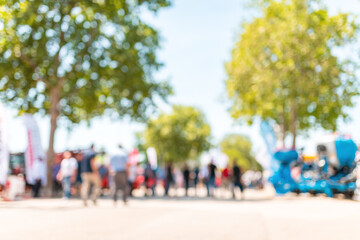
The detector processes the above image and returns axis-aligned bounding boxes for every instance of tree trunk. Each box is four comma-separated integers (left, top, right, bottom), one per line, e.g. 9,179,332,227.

290,99,297,149
46,87,61,195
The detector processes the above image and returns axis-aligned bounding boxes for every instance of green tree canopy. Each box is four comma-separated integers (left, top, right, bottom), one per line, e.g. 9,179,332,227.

220,134,260,171
226,0,359,148
142,105,212,163
0,0,172,184
0,1,171,120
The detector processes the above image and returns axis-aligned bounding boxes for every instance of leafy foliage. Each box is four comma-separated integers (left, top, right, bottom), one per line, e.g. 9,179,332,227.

0,0,172,122
142,105,212,163
226,0,359,147
220,134,260,171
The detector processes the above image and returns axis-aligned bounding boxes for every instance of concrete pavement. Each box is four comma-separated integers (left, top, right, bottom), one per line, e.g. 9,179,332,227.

1,191,360,240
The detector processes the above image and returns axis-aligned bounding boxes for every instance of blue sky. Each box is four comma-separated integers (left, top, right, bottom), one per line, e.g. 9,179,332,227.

4,0,360,156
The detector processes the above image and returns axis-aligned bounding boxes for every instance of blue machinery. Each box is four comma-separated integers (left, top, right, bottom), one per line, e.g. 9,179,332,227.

270,136,358,198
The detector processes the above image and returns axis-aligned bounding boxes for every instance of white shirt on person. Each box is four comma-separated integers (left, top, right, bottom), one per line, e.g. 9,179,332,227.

201,165,209,178
109,148,128,172
61,157,78,178
33,160,46,180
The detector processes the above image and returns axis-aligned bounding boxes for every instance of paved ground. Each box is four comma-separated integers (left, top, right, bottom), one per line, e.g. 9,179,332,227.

1,188,360,240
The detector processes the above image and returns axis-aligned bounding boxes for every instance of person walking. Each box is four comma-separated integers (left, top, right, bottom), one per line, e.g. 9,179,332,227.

208,160,217,197
183,165,190,197
193,166,199,196
128,163,138,197
164,162,174,196
80,144,100,206
51,156,62,197
74,151,83,197
144,162,156,197
109,144,129,205
32,157,46,198
58,151,78,199
221,164,231,196
200,164,210,197
232,161,244,199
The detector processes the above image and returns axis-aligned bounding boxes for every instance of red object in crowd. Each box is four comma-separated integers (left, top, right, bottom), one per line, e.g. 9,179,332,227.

102,177,108,189
133,175,145,189
215,177,221,187
146,178,156,188
222,168,230,178
128,148,139,165
5,180,10,190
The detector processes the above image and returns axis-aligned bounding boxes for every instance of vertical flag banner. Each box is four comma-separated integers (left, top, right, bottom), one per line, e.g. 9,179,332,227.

146,147,157,170
23,114,47,185
259,121,278,172
0,103,9,185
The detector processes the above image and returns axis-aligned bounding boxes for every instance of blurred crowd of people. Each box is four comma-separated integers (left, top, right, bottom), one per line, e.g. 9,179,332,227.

47,144,265,206
0,144,264,204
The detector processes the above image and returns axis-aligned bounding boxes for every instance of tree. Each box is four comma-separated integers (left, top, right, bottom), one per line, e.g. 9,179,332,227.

226,0,359,148
142,105,211,163
220,134,260,171
0,0,172,186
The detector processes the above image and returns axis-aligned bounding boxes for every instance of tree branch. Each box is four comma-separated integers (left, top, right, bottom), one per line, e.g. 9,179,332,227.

19,53,48,85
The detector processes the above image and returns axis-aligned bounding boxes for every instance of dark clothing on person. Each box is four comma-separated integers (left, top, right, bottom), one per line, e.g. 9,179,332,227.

208,163,217,197
193,167,200,196
165,165,174,196
234,181,244,192
194,167,199,186
33,179,41,198
144,164,156,196
209,163,217,178
183,169,190,181
76,161,82,183
109,148,128,203
80,152,96,173
183,168,190,196
113,171,128,203
98,165,107,178
52,164,62,197
145,165,155,183
166,166,174,183
52,180,62,197
232,165,244,198
232,165,241,183
52,164,60,180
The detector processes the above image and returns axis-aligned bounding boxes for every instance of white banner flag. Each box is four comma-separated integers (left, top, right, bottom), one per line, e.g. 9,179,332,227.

0,103,9,185
146,147,157,170
23,114,47,186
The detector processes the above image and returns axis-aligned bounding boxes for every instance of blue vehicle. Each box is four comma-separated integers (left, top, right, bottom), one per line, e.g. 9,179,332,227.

270,149,299,194
270,135,358,199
